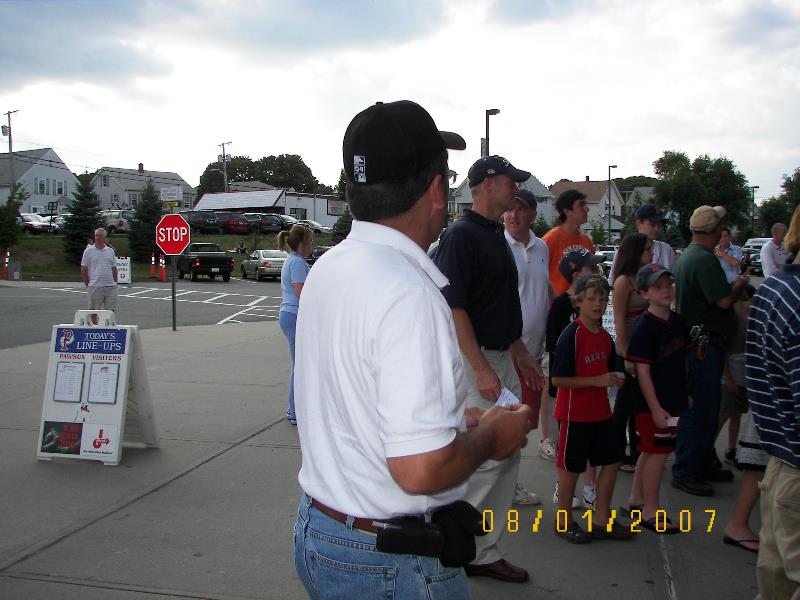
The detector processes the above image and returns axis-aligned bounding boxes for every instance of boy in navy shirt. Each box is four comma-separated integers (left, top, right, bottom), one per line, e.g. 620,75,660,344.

625,264,690,533
552,274,632,543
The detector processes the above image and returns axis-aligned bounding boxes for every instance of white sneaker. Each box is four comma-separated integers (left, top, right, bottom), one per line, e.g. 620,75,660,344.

538,437,557,461
514,483,541,505
552,482,581,509
582,485,596,509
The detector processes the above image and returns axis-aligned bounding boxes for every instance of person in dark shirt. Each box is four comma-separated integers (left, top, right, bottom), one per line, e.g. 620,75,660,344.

625,264,690,534
551,274,631,544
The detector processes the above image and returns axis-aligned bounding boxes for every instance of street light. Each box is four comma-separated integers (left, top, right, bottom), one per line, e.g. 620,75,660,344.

608,164,617,244
750,185,759,232
484,109,500,157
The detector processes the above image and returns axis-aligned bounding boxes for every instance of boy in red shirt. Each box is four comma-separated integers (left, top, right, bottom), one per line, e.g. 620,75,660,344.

551,274,632,543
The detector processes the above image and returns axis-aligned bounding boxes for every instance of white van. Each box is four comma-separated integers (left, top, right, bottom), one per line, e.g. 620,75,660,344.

100,209,135,233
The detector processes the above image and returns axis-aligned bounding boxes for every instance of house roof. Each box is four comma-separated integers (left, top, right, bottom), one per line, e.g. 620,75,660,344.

550,180,614,204
228,180,276,192
0,148,58,185
93,167,195,192
452,173,554,204
194,190,285,211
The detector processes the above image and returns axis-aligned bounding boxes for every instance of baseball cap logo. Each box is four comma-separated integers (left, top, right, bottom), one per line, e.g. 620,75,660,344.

353,155,366,183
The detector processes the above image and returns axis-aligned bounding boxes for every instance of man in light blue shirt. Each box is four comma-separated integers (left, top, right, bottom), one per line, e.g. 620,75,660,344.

715,226,742,283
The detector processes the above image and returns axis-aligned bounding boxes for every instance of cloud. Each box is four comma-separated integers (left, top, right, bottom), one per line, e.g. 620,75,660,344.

722,1,800,50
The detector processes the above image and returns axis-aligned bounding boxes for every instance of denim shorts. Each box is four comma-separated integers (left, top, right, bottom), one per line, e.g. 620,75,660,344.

293,495,470,600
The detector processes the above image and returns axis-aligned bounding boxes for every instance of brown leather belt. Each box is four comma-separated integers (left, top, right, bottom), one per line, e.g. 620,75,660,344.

310,498,383,534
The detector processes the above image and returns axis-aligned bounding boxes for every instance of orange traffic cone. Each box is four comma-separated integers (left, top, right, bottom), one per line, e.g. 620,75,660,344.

159,255,167,282
150,252,156,278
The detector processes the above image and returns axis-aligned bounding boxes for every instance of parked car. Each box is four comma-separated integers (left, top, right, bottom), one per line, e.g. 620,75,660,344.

742,237,770,275
100,209,135,234
216,212,251,234
299,219,333,234
180,210,220,234
273,214,300,230
20,213,59,234
305,245,332,267
243,213,284,234
240,249,289,280
176,243,235,281
595,244,617,276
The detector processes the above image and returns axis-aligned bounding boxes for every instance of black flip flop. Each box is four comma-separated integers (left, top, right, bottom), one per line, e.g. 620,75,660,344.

723,535,759,553
641,516,680,534
619,504,643,517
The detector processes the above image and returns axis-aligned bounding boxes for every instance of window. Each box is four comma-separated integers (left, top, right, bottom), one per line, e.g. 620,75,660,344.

55,180,65,196
128,192,140,207
37,178,46,195
111,194,119,206
289,208,307,220
102,174,109,187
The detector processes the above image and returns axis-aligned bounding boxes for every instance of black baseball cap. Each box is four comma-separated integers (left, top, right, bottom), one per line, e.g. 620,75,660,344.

559,248,605,281
574,273,611,296
467,155,530,186
635,203,666,223
513,189,538,211
342,100,465,185
636,263,673,291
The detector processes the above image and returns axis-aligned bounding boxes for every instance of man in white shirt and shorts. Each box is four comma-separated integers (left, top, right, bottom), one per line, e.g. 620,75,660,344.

81,227,118,320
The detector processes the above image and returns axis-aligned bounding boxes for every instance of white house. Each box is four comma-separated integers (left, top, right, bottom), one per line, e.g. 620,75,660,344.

91,163,196,210
193,190,346,228
450,173,555,223
0,148,78,213
549,178,624,241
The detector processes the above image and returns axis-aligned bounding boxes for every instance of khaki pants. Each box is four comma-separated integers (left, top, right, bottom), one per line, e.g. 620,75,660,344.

462,349,522,566
756,457,800,600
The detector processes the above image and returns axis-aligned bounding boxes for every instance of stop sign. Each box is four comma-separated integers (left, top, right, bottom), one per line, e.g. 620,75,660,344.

155,214,191,255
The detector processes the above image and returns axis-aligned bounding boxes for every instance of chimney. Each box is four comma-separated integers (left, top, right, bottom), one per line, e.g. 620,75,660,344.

138,163,144,174
585,176,590,182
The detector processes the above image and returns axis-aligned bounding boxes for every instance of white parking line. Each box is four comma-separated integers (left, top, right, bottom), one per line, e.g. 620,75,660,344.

247,296,268,306
217,307,257,325
173,291,198,298
119,288,160,297
203,294,230,303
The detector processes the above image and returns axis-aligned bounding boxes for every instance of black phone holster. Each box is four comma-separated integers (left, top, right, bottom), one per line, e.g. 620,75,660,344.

374,500,487,568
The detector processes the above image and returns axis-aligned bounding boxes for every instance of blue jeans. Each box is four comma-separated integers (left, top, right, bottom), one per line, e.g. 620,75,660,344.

293,495,470,600
279,310,297,421
672,343,725,480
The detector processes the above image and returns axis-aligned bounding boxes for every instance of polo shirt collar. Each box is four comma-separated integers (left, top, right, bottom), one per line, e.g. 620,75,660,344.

348,220,449,289
463,208,504,233
504,228,537,250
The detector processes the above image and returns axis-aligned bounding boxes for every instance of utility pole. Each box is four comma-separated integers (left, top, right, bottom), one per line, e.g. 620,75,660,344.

4,110,19,201
218,141,232,193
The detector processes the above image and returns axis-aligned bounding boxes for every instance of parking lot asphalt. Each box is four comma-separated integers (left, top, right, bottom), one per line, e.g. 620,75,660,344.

0,280,759,600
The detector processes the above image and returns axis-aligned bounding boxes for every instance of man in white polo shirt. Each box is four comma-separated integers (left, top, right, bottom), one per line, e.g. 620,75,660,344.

80,227,118,321
292,100,531,599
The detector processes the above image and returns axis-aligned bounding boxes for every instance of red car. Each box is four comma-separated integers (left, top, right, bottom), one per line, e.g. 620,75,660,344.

216,212,251,234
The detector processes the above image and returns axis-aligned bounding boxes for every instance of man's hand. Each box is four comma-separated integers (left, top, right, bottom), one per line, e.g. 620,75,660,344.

464,407,486,430
516,352,544,391
475,365,501,402
651,406,671,429
480,404,532,460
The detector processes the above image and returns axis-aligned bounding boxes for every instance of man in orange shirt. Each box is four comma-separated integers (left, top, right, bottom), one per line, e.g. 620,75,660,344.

542,189,595,295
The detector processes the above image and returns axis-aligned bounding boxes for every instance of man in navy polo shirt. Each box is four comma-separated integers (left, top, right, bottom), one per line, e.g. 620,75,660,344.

435,155,542,584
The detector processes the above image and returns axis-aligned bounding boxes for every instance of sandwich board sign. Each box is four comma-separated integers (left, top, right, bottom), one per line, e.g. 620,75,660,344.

37,310,159,466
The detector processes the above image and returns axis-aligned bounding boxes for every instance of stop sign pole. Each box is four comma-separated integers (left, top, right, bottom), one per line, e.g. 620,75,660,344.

155,214,191,331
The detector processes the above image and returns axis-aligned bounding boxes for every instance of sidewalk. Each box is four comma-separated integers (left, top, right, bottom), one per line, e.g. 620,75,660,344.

0,317,759,599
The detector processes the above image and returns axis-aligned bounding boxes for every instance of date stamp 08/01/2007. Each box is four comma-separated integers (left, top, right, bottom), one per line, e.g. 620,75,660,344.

482,509,717,535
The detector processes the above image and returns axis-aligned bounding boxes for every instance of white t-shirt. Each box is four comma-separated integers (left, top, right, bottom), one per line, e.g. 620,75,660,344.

504,229,549,359
760,239,790,277
609,238,675,282
295,220,467,519
81,245,117,287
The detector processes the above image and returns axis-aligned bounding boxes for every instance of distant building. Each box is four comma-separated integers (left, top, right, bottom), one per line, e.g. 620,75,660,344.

227,180,276,192
549,177,624,241
450,173,555,223
91,163,195,210
193,190,345,228
0,148,78,213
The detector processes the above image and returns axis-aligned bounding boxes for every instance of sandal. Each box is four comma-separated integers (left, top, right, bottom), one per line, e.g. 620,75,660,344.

591,521,635,541
554,521,592,544
619,504,643,517
641,516,680,534
620,463,636,474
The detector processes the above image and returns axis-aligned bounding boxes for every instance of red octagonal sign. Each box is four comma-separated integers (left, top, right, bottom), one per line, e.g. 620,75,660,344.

155,214,191,255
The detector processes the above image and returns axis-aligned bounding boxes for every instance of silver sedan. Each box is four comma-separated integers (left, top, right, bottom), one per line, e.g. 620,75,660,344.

240,249,288,281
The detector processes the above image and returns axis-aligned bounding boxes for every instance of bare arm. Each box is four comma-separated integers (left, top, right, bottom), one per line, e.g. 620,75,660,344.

293,282,304,298
612,276,632,357
553,373,623,389
634,362,670,428
451,308,499,401
81,266,89,286
112,266,118,283
715,276,748,310
387,404,531,494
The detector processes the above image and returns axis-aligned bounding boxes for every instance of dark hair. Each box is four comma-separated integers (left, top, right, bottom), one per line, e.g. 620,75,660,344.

346,151,449,222
720,225,731,235
555,189,587,223
277,225,312,252
614,233,650,282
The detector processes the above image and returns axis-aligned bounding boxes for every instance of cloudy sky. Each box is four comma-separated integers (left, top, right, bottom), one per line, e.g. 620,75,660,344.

2,0,798,201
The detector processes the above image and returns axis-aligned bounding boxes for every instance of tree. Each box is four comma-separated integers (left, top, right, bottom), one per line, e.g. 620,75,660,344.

590,222,607,245
196,156,259,200
654,151,750,241
334,169,348,198
757,167,800,235
0,184,27,254
255,154,319,192
127,179,162,262
331,206,352,244
62,175,103,263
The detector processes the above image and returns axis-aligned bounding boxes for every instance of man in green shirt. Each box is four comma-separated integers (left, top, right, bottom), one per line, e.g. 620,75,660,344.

672,206,749,496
